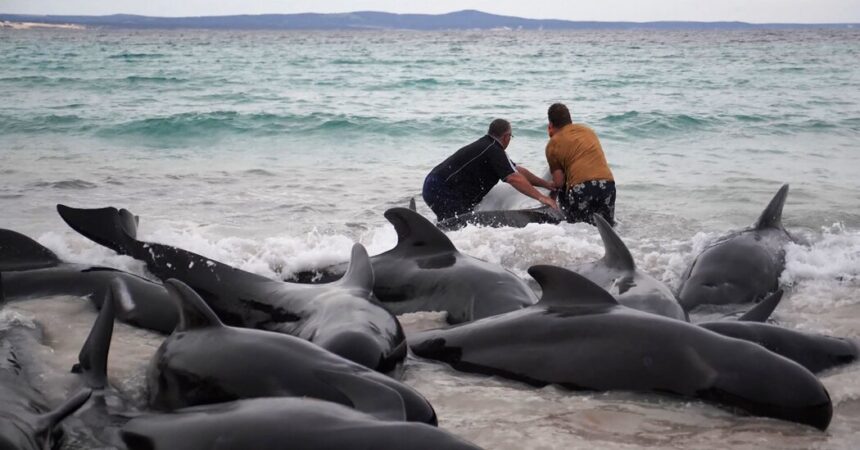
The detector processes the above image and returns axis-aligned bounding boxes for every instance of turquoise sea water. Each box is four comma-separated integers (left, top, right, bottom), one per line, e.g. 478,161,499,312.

1,28,860,449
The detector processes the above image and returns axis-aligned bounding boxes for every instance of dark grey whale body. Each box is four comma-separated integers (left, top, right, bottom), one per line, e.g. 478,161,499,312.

409,265,833,430
1,228,178,334
121,397,480,450
293,207,537,324
678,184,793,312
147,279,437,425
436,206,564,231
56,204,406,373
570,215,686,320
0,317,92,449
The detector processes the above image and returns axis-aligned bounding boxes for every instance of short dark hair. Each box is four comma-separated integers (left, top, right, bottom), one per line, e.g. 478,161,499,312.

548,103,572,128
487,118,511,139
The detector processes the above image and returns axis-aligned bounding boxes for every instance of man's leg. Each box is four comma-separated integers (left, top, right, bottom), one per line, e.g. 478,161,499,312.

564,181,616,226
422,174,460,222
591,181,616,226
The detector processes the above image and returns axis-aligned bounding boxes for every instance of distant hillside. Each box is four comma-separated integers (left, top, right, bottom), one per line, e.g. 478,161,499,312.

0,10,856,30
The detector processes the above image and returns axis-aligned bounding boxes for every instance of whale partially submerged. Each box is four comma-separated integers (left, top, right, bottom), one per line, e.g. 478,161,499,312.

56,205,406,373
436,206,564,231
293,207,537,323
147,279,437,425
410,265,833,430
121,397,480,450
0,228,178,334
678,184,793,312
569,215,686,320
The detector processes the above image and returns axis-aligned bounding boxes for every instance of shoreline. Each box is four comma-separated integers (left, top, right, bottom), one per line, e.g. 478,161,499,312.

0,20,85,30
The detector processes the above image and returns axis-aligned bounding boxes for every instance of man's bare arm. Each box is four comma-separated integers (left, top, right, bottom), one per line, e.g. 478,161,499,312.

505,172,559,210
516,166,554,190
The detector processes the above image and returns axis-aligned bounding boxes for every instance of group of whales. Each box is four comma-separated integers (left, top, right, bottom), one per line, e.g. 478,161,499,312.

0,183,857,448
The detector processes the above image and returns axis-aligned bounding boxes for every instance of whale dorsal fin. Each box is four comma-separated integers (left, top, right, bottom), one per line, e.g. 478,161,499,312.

338,243,375,292
73,281,116,389
35,389,92,437
315,369,406,422
118,208,139,239
384,207,457,253
165,279,223,331
0,229,61,271
754,184,789,230
594,215,635,270
408,197,417,212
529,265,619,309
739,290,784,322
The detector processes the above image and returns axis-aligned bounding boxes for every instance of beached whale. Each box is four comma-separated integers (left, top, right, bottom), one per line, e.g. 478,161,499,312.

0,228,178,334
409,265,833,430
0,316,92,449
121,397,479,450
678,184,793,312
292,207,537,323
56,204,406,373
436,206,564,230
569,215,686,320
147,279,437,425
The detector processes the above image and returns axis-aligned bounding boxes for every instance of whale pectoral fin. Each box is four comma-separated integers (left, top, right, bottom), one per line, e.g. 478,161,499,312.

56,204,137,255
738,290,784,322
35,388,92,439
384,207,457,254
593,215,635,271
338,243,374,292
315,369,407,422
754,184,789,230
164,279,224,331
0,228,61,271
528,265,619,309
74,281,117,389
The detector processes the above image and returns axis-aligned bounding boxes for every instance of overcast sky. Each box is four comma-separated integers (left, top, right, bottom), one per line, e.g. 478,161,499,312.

3,1,859,23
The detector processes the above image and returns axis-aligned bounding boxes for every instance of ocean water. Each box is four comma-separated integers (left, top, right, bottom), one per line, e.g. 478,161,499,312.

1,28,859,449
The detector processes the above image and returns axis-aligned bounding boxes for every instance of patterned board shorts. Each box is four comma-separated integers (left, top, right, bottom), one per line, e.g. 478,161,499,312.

559,180,616,226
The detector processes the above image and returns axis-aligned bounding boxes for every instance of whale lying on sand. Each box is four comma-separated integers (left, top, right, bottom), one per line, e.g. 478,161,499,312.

1,227,178,334
147,279,437,425
56,204,406,373
292,207,537,323
410,265,833,430
568,215,686,320
678,184,793,312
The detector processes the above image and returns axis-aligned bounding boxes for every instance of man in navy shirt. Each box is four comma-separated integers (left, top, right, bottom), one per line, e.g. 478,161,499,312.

423,119,559,222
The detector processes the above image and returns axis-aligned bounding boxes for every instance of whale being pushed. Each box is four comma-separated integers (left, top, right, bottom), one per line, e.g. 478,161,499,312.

409,265,833,430
56,204,406,373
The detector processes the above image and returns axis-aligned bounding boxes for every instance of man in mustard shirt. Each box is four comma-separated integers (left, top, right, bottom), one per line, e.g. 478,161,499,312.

545,103,616,226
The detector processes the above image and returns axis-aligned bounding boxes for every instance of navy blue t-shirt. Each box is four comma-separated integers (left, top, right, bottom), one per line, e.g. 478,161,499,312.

428,135,517,209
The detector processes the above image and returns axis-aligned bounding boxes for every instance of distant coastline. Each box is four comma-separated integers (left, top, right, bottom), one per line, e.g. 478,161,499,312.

0,10,856,31
0,20,85,30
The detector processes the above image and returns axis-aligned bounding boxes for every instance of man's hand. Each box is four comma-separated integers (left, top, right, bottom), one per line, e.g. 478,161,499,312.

539,196,560,210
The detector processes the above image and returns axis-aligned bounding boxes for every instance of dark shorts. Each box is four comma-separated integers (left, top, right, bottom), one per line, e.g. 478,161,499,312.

422,174,474,221
559,180,616,226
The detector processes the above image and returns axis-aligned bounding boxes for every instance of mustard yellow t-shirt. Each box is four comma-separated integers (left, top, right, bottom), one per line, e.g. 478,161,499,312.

545,124,614,187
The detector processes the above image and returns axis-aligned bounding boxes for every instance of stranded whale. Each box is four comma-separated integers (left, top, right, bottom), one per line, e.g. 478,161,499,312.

678,184,793,312
293,207,537,323
147,279,437,425
56,204,406,373
410,265,833,430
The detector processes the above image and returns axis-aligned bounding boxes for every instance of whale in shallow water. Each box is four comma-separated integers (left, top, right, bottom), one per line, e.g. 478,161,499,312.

121,397,480,450
678,184,793,312
0,315,92,449
409,265,833,430
56,204,406,373
568,215,686,320
436,206,564,231
147,279,437,425
293,207,537,324
0,228,178,334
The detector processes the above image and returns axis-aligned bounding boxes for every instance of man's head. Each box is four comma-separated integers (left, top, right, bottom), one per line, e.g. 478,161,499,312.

488,118,513,150
547,103,572,137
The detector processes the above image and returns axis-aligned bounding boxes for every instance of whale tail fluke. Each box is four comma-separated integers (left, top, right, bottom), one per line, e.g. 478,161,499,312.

56,205,139,256
165,279,224,331
338,243,375,293
738,290,784,322
72,282,117,389
754,184,789,230
0,228,61,271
